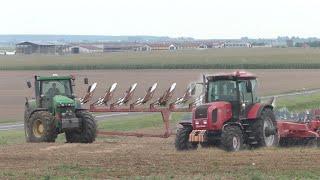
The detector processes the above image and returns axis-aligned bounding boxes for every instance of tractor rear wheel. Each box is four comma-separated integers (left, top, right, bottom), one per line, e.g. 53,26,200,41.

175,126,198,150
65,111,96,143
26,111,57,142
251,108,278,148
221,126,243,152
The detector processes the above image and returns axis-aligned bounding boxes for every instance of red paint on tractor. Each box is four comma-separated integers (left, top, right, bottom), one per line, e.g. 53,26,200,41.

192,102,232,131
246,103,262,119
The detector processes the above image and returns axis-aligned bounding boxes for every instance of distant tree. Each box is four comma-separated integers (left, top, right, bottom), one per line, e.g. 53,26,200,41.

295,42,303,47
308,41,320,47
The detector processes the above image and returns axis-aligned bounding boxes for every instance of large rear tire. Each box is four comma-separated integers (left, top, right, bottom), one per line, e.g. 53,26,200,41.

26,111,57,142
221,126,244,152
251,108,278,147
65,111,97,143
175,126,198,151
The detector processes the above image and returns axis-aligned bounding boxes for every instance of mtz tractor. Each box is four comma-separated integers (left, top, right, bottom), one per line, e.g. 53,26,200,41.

175,71,278,151
24,74,96,143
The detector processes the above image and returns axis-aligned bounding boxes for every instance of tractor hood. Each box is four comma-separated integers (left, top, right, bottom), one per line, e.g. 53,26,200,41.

193,101,232,130
53,95,75,107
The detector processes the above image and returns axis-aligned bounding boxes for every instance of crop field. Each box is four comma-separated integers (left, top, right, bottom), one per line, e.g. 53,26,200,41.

1,69,320,122
1,48,320,70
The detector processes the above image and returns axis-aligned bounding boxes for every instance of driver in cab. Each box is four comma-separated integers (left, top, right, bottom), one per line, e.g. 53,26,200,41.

46,83,60,97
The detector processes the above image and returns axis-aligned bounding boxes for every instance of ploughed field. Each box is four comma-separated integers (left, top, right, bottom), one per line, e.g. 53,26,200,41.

1,135,320,179
1,69,320,122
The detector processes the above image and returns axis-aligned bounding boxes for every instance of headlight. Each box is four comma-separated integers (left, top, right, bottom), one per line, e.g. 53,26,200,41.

58,103,74,107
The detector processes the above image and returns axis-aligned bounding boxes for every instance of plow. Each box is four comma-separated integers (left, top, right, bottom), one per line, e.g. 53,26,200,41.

81,81,198,138
24,71,320,151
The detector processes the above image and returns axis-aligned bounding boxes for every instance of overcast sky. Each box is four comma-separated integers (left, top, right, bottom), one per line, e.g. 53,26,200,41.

0,0,319,39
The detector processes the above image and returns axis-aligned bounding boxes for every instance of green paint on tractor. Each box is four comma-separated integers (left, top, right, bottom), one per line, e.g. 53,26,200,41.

24,74,96,143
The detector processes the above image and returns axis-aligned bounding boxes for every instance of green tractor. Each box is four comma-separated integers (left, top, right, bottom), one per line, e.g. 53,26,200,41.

24,74,97,143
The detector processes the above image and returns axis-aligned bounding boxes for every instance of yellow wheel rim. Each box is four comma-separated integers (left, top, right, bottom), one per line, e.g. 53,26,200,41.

33,119,44,138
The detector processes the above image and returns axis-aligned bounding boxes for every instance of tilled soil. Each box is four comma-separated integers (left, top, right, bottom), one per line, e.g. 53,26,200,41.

1,69,320,122
0,136,320,179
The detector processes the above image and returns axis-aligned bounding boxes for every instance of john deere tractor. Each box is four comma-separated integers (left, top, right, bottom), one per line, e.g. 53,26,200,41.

24,74,96,143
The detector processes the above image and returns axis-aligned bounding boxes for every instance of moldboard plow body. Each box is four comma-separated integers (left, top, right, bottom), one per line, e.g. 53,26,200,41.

81,81,198,138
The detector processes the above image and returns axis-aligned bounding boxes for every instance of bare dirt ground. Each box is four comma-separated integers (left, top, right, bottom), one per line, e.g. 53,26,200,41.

1,69,320,122
0,136,320,179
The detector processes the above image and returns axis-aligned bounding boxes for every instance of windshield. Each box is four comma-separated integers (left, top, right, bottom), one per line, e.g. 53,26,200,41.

208,80,237,102
41,80,72,98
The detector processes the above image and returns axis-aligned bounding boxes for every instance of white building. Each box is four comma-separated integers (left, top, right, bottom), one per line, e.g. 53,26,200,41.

224,42,251,48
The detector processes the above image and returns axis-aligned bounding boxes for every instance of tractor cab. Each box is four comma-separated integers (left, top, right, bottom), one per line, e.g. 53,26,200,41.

205,71,259,119
34,75,75,112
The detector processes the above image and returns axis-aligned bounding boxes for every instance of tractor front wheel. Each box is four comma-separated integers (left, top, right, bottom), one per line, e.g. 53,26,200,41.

65,111,96,143
26,111,57,142
175,126,198,151
221,126,243,152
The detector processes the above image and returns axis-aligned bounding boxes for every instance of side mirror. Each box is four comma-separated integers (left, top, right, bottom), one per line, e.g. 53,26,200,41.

27,81,32,88
84,78,89,85
246,81,252,93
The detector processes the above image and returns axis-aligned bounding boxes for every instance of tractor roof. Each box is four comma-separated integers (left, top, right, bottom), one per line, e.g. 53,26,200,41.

206,71,256,81
36,75,74,81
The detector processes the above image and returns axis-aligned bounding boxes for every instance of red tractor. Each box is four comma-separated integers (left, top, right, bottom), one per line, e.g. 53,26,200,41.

175,71,278,151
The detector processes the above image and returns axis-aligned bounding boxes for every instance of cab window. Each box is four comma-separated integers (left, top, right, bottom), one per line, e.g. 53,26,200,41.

238,80,253,104
208,80,237,102
41,80,72,97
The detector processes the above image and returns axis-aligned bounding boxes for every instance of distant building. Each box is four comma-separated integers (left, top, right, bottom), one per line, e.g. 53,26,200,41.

286,40,294,47
5,51,16,55
271,41,287,47
137,44,152,51
103,43,142,52
211,42,224,48
198,43,208,49
146,43,177,51
69,45,103,54
16,41,68,54
175,42,200,50
224,42,251,48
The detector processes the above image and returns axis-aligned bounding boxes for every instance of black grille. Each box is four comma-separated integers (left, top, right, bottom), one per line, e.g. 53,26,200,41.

195,105,209,119
211,109,218,123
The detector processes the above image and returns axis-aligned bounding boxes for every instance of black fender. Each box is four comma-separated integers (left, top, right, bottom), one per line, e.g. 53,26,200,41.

222,122,244,131
179,120,192,127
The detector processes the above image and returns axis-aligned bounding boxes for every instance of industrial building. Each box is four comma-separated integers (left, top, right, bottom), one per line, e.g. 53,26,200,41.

16,41,69,54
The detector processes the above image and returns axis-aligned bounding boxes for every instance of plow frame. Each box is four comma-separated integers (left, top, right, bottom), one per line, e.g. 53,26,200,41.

90,104,194,138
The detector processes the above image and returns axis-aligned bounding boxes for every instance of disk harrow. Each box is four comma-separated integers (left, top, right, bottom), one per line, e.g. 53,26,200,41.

277,109,320,147
80,81,199,138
